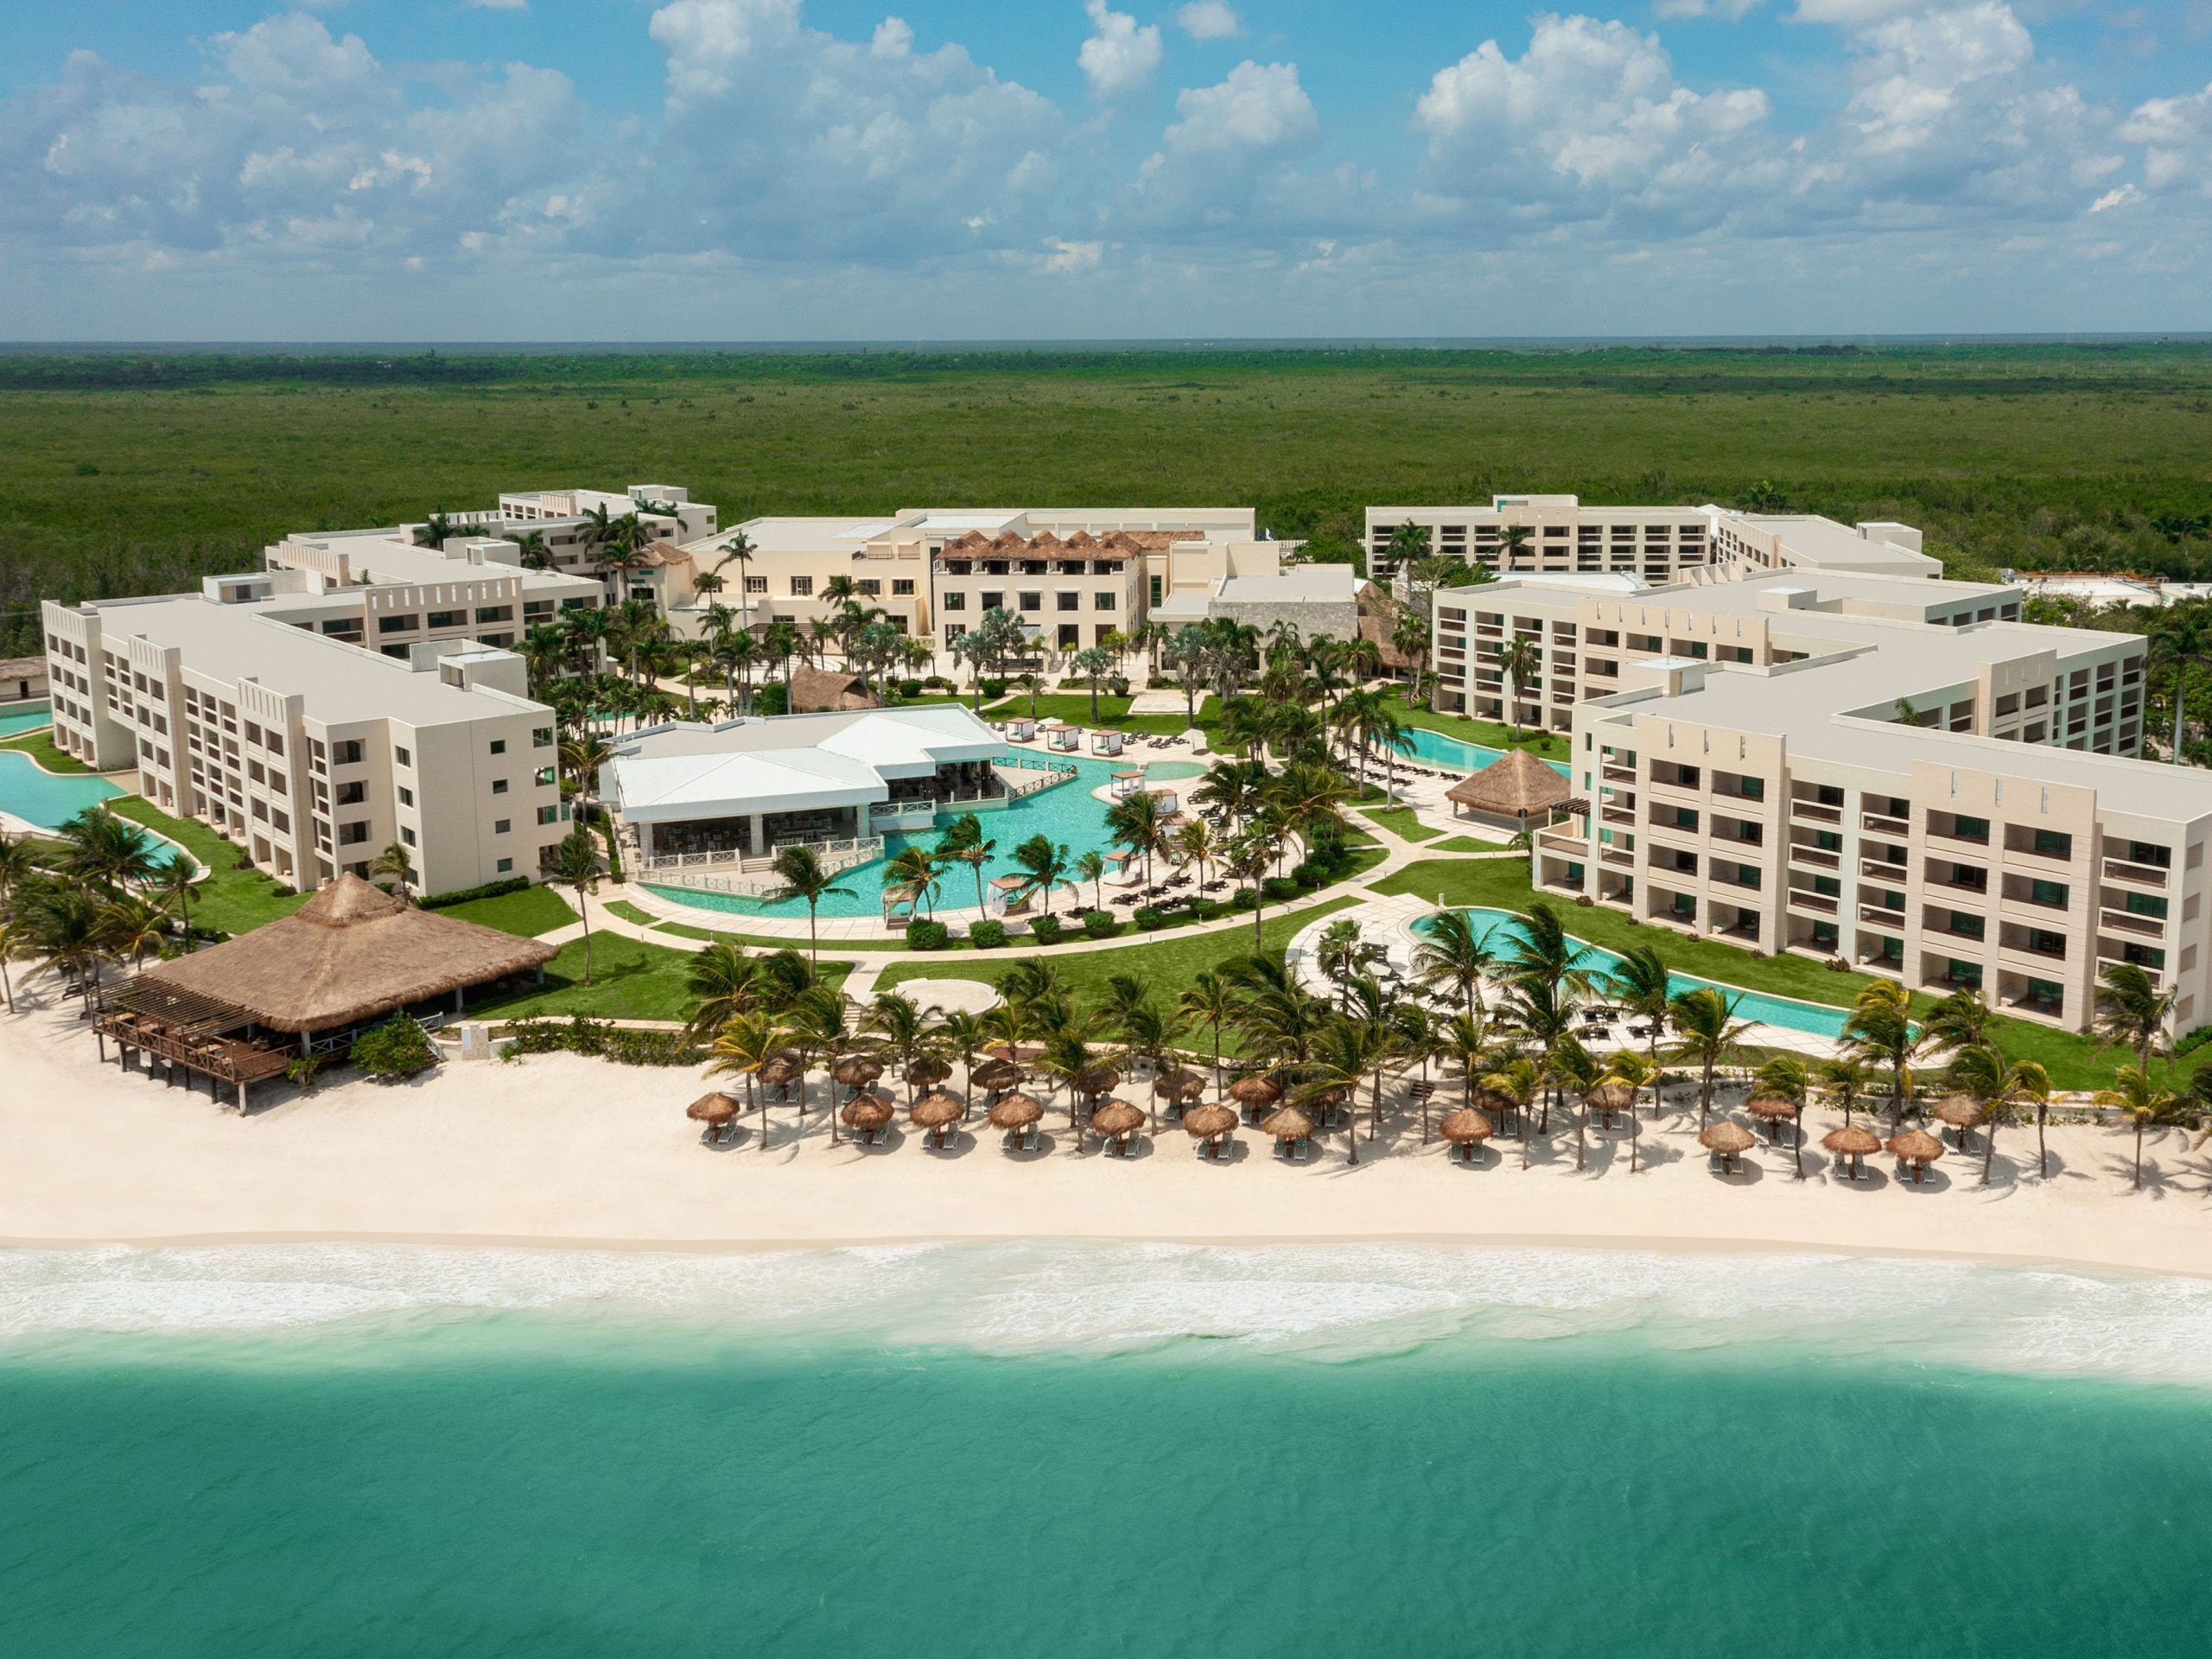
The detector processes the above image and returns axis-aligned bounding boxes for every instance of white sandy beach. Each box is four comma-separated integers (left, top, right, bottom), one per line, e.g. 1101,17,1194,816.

8,998,2212,1278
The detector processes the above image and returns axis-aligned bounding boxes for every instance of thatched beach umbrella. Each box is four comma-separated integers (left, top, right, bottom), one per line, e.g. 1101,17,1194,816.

832,1053,884,1091
687,1092,739,1141
1262,1105,1317,1147
760,1052,802,1101
912,1090,964,1149
988,1091,1043,1130
1822,1122,1882,1180
1745,1092,1800,1145
1583,1082,1635,1131
1227,1074,1281,1109
1074,1061,1121,1102
1183,1103,1237,1160
970,1056,1021,1096
1931,1094,1986,1149
1699,1120,1757,1173
841,1090,894,1135
905,1055,950,1090
1152,1068,1207,1106
1888,1128,1945,1183
1470,1085,1521,1134
1092,1099,1146,1154
1438,1107,1494,1164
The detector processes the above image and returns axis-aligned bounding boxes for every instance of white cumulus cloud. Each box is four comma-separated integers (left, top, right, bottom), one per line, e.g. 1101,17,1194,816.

1078,2,1163,99
1162,60,1318,153
1175,2,1243,40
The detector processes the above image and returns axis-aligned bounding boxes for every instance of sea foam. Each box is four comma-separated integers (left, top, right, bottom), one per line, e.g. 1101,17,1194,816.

5,1241,2212,1384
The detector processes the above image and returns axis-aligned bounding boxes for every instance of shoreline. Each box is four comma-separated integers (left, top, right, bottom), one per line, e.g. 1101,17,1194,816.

9,1227,2212,1286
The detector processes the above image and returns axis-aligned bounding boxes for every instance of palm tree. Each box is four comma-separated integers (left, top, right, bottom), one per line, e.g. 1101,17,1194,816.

1946,1043,2051,1185
1503,902,1597,1006
2147,609,2209,761
1172,817,1220,893
149,853,199,951
1815,1055,1873,1128
1073,849,1108,914
1410,909,1497,1023
880,845,942,921
369,842,416,904
867,992,942,1106
1603,1050,1658,1173
1104,789,1169,891
1500,976,1580,1140
1479,1056,1540,1169
1668,986,1752,1128
59,808,158,893
541,830,602,985
707,1009,789,1154
683,940,756,1041
1225,832,1274,947
1435,1012,1490,1147
2094,1065,2181,1189
1175,970,1238,1094
2094,962,2176,1073
1751,1052,1812,1179
1300,1012,1386,1165
1922,986,1994,1056
1007,834,1071,918
771,844,852,966
1603,943,1674,1118
23,884,111,1014
1496,635,1541,741
1071,645,1116,723
1840,978,1923,1126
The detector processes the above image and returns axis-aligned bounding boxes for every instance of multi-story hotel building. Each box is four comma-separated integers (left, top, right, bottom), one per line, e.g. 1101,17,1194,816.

1368,494,1934,587
672,508,1283,657
1424,518,2194,1034
38,522,602,897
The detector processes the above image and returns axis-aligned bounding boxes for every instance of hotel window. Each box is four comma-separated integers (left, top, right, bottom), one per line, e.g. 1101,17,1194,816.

334,740,364,765
1095,592,1116,611
497,858,514,874
893,580,914,596
398,787,415,807
427,611,462,629
941,592,967,613
377,614,417,634
537,804,559,825
475,606,512,624
744,577,766,594
395,746,411,767
1057,592,1080,612
790,576,813,597
400,827,417,848
490,740,506,755
493,779,509,795
1018,592,1043,613
857,581,880,597
340,821,369,845
494,820,511,835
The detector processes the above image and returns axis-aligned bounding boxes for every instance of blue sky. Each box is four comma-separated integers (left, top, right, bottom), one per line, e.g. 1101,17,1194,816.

2,2,2206,339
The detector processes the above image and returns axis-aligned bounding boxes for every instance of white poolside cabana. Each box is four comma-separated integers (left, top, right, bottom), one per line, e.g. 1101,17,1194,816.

1047,725,1081,752
1006,717,1036,741
1089,730,1125,756
1110,768,1146,799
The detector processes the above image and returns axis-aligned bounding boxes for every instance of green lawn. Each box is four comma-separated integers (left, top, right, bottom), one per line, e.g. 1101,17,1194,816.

1396,703,1570,762
1358,805,1443,843
877,893,1360,1008
474,931,852,1023
1429,836,1507,854
0,728,96,775
105,797,312,936
1370,855,2126,1089
435,884,577,938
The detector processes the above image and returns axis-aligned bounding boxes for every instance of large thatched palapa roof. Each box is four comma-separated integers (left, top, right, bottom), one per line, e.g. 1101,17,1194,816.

140,874,555,1033
1446,748,1572,818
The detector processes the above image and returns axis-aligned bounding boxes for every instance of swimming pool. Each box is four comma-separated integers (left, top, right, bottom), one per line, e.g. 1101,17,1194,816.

1421,906,1853,1039
0,702,53,741
1404,727,1573,779
648,753,1211,920
0,751,124,832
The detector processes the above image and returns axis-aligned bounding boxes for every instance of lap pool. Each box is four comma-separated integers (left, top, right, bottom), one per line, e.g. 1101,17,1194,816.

1420,906,1853,1039
1404,727,1573,779
648,752,1210,921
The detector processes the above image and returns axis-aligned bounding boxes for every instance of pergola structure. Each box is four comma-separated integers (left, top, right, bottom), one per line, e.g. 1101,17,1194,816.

95,981,295,1111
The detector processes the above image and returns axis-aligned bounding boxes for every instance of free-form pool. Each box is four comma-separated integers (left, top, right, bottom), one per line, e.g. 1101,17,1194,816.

0,702,53,741
650,752,1209,920
0,751,124,832
1404,727,1573,779
1423,906,1853,1039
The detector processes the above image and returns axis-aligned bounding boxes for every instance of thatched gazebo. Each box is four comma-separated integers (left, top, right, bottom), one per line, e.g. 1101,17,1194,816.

138,872,556,1035
1745,1093,1801,1146
1092,1100,1147,1155
841,1090,895,1145
1699,1120,1758,1173
1445,748,1571,836
1931,1095,1986,1149
1183,1103,1237,1161
1822,1122,1883,1180
687,1092,739,1143
1439,1107,1494,1165
988,1090,1044,1152
1262,1106,1318,1160
1888,1128,1945,1183
912,1090,964,1151
1584,1082,1636,1131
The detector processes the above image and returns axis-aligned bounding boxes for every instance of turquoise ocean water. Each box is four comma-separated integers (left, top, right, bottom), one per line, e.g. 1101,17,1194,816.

6,1243,2212,1656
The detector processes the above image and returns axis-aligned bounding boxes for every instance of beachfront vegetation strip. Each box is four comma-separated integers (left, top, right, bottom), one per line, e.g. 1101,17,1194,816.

6,344,2210,653
477,933,853,1023
105,797,312,936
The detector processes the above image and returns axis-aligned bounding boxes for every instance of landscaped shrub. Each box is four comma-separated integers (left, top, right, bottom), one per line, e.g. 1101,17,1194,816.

1108,676,1129,697
1230,889,1260,911
752,683,788,716
906,918,950,951
349,1014,437,1079
924,675,951,690
1085,910,1122,938
500,1015,702,1066
1030,915,1064,944
1262,876,1301,902
604,1028,707,1066
982,678,1007,698
967,919,1007,949
2177,1026,2212,1058
1189,899,1220,922
1290,861,1324,888
897,679,925,698
1133,906,1163,930
420,875,532,911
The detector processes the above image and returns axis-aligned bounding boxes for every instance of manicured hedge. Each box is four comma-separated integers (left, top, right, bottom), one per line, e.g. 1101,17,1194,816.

502,1015,704,1067
968,919,1007,949
420,875,532,911
906,918,950,950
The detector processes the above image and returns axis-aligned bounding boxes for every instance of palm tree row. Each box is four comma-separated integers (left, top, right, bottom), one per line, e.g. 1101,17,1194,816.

0,811,203,1015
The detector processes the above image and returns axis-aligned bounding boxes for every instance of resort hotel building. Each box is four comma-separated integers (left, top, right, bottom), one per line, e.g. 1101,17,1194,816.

1414,501,2203,1035
38,522,608,897
670,507,1286,658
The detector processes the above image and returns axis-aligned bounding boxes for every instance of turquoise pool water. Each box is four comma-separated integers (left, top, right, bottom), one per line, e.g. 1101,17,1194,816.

1405,725,1573,779
0,702,52,740
0,750,123,831
652,752,1205,919
7,1242,2212,1659
1427,905,1852,1039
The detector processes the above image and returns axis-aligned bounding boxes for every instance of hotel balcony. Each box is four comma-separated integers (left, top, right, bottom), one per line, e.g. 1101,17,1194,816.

2102,857,2170,889
1536,828,1586,855
1789,800,1843,828
1859,854,1908,883
1789,844,1841,874
2099,907,2165,941
1858,901,1905,929
2001,841,2076,875
1860,810,1910,838
1785,888,1840,918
